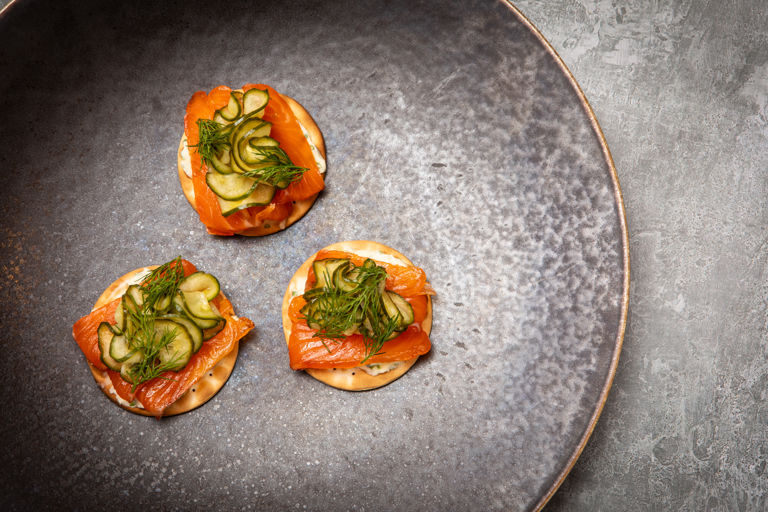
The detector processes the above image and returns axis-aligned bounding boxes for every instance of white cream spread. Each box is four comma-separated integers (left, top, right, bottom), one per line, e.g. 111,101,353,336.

99,378,145,410
180,143,192,178
113,269,151,297
358,361,402,376
297,120,326,175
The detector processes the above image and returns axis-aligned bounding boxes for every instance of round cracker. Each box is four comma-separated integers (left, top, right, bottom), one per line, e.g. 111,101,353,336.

178,92,326,236
282,241,433,391
88,266,239,417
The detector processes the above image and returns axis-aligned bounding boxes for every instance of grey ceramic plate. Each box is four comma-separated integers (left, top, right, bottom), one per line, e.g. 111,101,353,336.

0,0,628,510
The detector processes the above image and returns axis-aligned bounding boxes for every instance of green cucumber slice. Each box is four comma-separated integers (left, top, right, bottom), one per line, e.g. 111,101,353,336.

312,259,350,289
233,118,271,143
121,292,141,337
241,121,271,140
154,294,172,313
217,183,276,216
218,92,242,121
190,315,220,330
302,287,325,301
230,119,272,172
120,352,144,385
109,331,135,362
299,300,331,331
241,137,279,165
170,293,186,316
98,322,123,371
242,88,269,117
219,123,234,139
181,290,221,320
179,272,221,301
125,285,144,309
248,136,279,149
361,310,399,342
160,314,203,353
227,156,252,175
333,262,360,292
387,291,414,328
206,170,258,200
381,290,402,325
154,319,193,371
202,319,226,341
300,301,361,336
114,301,125,332
210,149,234,174
173,294,220,329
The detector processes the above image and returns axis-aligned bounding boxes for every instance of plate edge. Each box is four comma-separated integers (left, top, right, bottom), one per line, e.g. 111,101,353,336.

499,2,631,510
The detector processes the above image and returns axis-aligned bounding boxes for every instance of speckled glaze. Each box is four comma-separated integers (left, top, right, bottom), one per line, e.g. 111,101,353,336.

0,1,627,510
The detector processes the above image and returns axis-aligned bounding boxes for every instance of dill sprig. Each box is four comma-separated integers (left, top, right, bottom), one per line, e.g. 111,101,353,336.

123,317,184,392
121,257,187,390
301,260,401,363
140,256,185,312
190,119,230,168
240,146,308,186
191,107,307,186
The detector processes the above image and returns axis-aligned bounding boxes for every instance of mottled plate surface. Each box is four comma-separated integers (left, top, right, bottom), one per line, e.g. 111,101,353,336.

0,0,627,510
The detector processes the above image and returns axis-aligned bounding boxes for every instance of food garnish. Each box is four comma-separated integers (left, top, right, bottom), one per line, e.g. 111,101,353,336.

300,258,413,363
73,257,254,416
284,243,434,386
97,257,226,389
194,115,308,189
180,84,326,236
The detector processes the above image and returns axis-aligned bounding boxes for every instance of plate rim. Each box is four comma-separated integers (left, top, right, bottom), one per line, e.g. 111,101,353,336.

0,0,630,507
501,2,630,510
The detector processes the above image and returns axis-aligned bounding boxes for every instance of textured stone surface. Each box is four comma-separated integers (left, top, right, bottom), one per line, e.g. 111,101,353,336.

16,0,768,510
513,1,768,510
